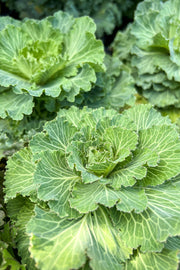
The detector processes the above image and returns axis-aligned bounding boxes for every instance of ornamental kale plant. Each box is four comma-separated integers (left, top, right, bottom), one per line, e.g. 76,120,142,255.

0,11,105,120
112,0,180,108
4,104,180,269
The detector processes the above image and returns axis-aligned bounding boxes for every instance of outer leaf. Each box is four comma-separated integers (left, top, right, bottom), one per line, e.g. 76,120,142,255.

5,148,36,201
122,104,172,130
27,206,131,270
46,11,75,33
116,187,148,213
27,207,89,270
0,245,26,270
0,116,44,159
0,16,21,31
144,88,180,108
87,207,132,270
165,236,180,251
30,116,77,158
80,55,136,110
0,90,34,120
139,125,180,186
113,180,180,252
7,197,38,270
125,249,178,270
60,64,96,102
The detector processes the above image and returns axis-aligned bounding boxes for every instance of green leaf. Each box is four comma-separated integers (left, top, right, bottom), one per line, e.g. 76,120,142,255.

65,16,105,71
165,236,180,251
0,211,5,227
70,181,147,214
60,64,96,102
116,187,147,213
0,116,44,159
30,116,77,158
5,148,36,201
70,182,121,213
27,207,89,270
144,88,180,108
139,125,180,186
46,11,75,33
122,104,171,130
7,196,37,270
125,249,178,270
0,245,26,270
57,106,91,128
87,207,131,270
0,16,21,31
113,180,180,252
27,206,131,270
0,89,34,120
100,55,136,110
34,150,80,217
110,148,159,188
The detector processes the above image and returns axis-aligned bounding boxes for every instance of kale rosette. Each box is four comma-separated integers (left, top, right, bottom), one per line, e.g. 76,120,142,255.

113,0,180,108
4,105,180,270
0,12,105,120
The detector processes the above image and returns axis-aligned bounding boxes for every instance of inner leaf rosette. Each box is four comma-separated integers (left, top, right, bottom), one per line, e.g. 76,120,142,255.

14,105,178,216
4,105,180,270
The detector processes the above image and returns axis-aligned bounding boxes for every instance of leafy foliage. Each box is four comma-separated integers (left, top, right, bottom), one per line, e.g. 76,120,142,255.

0,116,44,159
112,0,180,108
0,162,26,269
48,55,137,111
1,1,180,269
4,105,180,269
0,11,105,120
82,55,136,109
1,0,142,37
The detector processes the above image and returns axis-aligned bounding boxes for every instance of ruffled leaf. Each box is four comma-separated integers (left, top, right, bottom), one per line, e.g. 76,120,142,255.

5,148,36,201
27,206,131,270
125,249,178,270
70,181,147,214
34,150,80,217
0,89,34,120
113,180,180,252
